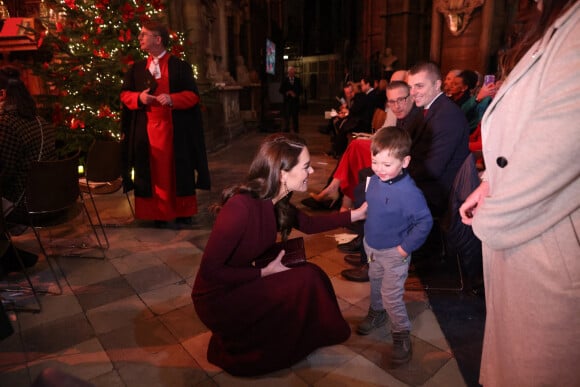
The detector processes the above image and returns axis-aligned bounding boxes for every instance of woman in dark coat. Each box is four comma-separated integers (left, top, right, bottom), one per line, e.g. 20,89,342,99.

192,133,367,376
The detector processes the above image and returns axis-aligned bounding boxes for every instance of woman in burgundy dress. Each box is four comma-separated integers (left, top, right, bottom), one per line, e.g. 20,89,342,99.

192,133,367,376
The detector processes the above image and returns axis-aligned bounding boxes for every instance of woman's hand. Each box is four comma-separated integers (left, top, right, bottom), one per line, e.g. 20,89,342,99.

350,202,368,223
260,250,291,277
476,83,496,101
459,181,489,225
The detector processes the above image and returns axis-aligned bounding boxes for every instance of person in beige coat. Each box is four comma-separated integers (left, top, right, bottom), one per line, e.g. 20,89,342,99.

459,1,580,385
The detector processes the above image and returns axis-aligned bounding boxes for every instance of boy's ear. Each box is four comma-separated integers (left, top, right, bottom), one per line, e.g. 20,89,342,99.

402,155,411,168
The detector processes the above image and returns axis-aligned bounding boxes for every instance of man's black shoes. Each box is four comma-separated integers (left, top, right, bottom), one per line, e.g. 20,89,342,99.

338,235,362,253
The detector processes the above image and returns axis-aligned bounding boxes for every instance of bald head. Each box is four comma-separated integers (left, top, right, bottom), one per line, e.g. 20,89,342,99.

390,70,408,83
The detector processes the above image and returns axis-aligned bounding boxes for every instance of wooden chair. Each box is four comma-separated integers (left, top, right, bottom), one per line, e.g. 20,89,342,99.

371,108,387,132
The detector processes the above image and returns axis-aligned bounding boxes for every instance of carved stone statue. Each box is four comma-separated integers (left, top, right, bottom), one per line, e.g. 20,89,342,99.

206,48,220,82
235,55,251,85
435,0,485,36
380,47,398,72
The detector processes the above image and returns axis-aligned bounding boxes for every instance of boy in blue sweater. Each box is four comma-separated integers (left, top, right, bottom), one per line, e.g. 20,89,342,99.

359,126,433,364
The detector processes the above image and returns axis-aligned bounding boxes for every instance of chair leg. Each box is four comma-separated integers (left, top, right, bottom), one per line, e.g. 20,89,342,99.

0,243,42,313
125,192,135,217
29,225,63,295
85,184,134,228
81,190,109,251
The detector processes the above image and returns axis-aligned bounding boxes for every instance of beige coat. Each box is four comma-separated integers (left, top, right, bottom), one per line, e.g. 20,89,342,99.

473,3,580,386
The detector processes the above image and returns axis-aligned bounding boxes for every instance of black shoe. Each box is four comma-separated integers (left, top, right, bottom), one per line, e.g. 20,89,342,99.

1,248,38,273
341,264,369,282
338,235,362,253
344,254,364,266
300,197,340,211
154,220,169,229
175,216,193,225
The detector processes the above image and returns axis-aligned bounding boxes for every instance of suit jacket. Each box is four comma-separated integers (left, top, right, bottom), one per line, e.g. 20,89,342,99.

341,92,371,133
408,94,470,215
120,56,210,197
279,76,303,103
472,4,580,385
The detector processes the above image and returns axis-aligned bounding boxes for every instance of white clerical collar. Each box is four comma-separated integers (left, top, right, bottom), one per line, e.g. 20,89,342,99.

152,50,167,61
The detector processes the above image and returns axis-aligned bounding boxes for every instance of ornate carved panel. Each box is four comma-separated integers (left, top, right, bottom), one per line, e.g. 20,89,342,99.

435,0,484,36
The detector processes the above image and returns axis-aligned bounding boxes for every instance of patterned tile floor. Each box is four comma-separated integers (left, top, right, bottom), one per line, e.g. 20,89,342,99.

0,105,469,386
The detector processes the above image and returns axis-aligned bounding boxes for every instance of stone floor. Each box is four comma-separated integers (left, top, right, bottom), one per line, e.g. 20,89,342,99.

0,105,469,386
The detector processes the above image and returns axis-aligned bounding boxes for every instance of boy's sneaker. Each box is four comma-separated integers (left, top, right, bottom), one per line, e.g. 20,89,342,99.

356,308,387,335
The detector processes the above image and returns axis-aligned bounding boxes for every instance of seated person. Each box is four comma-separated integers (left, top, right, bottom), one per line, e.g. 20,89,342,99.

0,67,56,274
319,84,353,149
443,68,462,97
450,70,497,133
332,82,370,157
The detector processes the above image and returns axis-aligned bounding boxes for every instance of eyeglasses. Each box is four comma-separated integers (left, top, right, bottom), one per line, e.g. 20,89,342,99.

138,32,159,39
387,95,410,106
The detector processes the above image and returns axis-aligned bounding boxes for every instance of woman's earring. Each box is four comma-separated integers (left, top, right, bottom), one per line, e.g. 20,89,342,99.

283,181,290,196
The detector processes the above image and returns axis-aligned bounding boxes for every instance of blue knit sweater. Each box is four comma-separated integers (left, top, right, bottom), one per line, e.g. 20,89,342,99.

364,170,433,253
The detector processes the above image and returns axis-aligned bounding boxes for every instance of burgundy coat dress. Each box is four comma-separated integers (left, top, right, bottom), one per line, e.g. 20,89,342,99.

192,193,352,376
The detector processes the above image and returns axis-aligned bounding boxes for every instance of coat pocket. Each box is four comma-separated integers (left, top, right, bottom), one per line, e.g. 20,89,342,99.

549,209,580,287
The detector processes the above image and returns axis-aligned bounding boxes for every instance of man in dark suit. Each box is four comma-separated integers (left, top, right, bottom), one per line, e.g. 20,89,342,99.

407,61,470,217
279,67,303,133
361,75,384,111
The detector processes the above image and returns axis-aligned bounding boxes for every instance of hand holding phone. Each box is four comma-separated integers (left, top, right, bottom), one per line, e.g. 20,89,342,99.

484,74,495,86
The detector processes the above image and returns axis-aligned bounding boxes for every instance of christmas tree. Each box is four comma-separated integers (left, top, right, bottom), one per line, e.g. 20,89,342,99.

28,0,189,154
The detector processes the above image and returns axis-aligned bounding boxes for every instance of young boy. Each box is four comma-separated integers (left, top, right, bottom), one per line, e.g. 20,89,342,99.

359,126,433,364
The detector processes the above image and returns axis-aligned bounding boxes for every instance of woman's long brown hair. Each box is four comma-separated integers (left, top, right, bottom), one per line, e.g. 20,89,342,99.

210,133,306,241
499,0,576,78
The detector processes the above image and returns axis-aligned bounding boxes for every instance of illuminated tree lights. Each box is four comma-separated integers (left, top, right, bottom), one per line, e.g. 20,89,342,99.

28,0,190,153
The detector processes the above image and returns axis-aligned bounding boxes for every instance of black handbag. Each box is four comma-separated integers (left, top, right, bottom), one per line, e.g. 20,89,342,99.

253,237,307,268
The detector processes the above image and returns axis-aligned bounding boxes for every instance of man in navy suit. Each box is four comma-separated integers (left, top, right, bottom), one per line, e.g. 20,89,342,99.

407,62,470,217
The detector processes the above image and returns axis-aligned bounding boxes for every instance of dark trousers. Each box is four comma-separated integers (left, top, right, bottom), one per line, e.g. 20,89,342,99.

283,98,300,132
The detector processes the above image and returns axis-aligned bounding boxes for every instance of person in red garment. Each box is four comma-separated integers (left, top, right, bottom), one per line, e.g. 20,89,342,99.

121,22,210,227
192,133,367,376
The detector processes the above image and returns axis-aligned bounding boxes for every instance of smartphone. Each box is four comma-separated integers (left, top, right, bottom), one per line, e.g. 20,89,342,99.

483,74,495,86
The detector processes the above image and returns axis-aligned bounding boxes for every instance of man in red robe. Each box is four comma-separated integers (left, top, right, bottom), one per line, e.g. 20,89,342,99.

121,22,210,227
